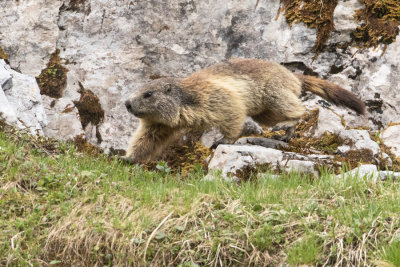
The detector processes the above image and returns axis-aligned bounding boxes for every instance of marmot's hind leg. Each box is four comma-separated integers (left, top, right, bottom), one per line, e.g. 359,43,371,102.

252,93,306,142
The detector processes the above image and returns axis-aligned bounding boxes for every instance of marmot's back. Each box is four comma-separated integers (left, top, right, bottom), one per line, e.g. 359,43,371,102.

182,58,302,116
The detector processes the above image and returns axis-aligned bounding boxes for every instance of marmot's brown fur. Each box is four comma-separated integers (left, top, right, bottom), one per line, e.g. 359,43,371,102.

124,58,365,163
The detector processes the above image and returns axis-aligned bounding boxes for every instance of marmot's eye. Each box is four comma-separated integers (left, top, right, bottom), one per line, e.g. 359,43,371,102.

143,91,153,98
165,84,172,93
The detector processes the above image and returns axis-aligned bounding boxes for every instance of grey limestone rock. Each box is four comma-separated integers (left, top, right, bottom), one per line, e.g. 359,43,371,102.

0,60,47,134
381,125,400,158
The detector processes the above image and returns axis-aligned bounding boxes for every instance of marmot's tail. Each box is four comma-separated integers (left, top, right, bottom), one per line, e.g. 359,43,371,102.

297,75,366,115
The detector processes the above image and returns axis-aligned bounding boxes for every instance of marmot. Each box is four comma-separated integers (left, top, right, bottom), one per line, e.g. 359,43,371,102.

124,58,365,163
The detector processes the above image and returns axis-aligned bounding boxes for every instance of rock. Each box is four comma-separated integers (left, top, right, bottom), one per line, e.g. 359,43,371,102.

235,137,288,149
5,68,47,135
381,125,400,158
41,96,84,140
285,160,317,175
208,144,283,179
314,108,345,137
0,88,18,125
337,145,351,154
340,165,400,181
0,61,17,124
0,61,47,134
339,164,379,180
378,171,400,181
0,0,62,75
330,0,364,44
207,144,336,180
0,60,12,90
339,129,381,155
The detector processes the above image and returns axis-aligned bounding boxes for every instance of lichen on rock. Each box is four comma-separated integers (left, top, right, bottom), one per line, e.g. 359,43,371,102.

36,49,68,98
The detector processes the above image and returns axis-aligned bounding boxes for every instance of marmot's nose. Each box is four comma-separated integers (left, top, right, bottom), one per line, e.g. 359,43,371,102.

125,100,132,111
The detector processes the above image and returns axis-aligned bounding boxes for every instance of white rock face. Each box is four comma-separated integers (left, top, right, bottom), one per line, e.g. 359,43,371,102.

340,165,400,181
286,160,317,175
208,144,283,179
0,62,12,90
41,96,84,140
0,0,399,153
314,108,345,137
0,88,18,125
339,164,379,180
339,129,381,155
0,61,17,124
381,125,400,158
207,142,337,179
0,60,47,134
0,0,62,75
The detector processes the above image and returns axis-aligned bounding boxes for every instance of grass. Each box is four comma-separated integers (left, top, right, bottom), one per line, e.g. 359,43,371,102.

1,129,400,266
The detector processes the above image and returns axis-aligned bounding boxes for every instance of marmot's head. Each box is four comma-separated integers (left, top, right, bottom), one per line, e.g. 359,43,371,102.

125,77,191,126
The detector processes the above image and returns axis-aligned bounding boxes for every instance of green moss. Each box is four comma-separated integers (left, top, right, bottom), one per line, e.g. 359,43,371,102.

352,0,400,48
278,0,338,54
36,49,68,98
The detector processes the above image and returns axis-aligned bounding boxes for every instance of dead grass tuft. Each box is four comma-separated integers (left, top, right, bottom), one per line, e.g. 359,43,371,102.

42,191,294,266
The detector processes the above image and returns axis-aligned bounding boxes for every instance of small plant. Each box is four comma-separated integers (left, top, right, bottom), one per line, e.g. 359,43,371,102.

155,161,171,174
286,235,321,266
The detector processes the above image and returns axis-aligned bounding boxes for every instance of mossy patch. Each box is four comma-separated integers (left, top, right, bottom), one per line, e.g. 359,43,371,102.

0,45,9,61
147,131,211,175
62,0,91,14
278,0,400,53
36,49,68,98
352,0,400,48
73,134,100,156
73,82,104,129
278,0,338,54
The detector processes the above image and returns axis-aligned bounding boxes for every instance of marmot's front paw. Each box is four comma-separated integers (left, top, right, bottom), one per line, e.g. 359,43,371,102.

118,155,137,164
